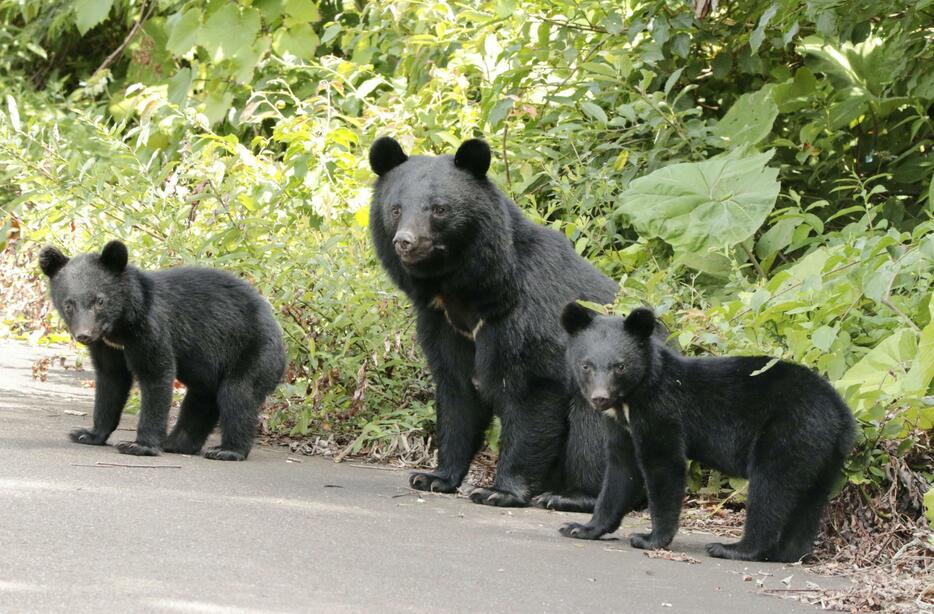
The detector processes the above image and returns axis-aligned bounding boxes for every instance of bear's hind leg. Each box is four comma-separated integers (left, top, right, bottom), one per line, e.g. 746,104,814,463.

706,470,798,561
766,458,840,562
164,390,219,455
205,380,260,461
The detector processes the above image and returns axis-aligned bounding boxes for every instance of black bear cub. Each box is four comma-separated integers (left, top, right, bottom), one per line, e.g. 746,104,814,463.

39,241,286,461
559,303,855,562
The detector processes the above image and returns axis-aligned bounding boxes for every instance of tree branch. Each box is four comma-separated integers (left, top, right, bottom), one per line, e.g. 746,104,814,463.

93,0,156,76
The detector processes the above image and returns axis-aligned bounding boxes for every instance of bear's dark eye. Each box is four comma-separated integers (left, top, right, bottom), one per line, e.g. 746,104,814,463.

613,363,626,374
431,204,447,217
390,205,401,218
96,296,105,308
64,303,73,315
580,363,592,373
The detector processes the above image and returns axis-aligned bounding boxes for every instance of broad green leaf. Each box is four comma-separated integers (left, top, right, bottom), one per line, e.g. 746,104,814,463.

749,3,778,53
273,24,319,60
798,35,903,95
713,85,778,147
200,5,261,62
231,36,270,84
771,68,818,113
166,8,202,56
202,85,234,125
618,149,780,273
837,329,918,405
74,0,113,35
581,101,608,124
284,0,319,24
755,217,799,259
903,294,934,395
812,325,837,352
167,67,193,106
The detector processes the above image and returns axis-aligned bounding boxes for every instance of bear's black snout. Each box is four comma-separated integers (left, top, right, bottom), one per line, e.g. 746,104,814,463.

590,394,612,411
393,231,433,264
393,230,416,253
75,333,94,345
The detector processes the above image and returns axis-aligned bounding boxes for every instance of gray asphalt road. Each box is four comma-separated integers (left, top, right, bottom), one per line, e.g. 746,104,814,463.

0,341,850,613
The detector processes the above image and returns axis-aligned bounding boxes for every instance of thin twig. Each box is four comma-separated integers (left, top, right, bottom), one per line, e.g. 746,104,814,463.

93,0,156,76
740,242,765,279
502,120,512,191
348,463,399,472
535,16,608,34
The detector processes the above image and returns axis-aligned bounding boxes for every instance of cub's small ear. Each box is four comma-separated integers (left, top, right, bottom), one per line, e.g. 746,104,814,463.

369,136,408,176
454,138,491,178
38,246,69,278
100,240,128,273
624,307,656,338
561,302,597,335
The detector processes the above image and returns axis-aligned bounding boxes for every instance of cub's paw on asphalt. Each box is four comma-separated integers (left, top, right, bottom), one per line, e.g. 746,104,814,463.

468,487,526,507
531,492,564,510
163,435,203,455
163,442,203,455
705,542,745,560
629,532,668,550
69,428,107,445
204,447,246,461
114,441,161,456
409,471,457,493
559,522,606,540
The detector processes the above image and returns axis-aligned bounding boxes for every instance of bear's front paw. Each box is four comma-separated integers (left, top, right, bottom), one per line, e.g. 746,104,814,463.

468,487,528,507
409,471,458,493
630,532,670,550
115,441,161,456
204,446,246,461
69,428,108,446
559,522,608,540
531,492,563,510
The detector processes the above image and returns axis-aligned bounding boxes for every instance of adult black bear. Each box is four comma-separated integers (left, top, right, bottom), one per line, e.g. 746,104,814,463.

559,303,855,562
367,136,646,512
39,241,286,461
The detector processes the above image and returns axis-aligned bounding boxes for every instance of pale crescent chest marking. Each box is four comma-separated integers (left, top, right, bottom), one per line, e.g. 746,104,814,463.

102,337,125,350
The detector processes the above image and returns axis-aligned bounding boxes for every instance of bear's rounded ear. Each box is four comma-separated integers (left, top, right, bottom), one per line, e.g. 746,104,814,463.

100,240,128,273
561,302,597,335
454,138,491,178
369,136,408,176
624,307,655,338
38,246,69,278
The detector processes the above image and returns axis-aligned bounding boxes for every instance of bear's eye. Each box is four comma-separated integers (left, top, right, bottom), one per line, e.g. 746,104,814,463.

390,205,401,218
613,363,626,374
580,363,592,373
64,303,74,315
96,296,105,308
431,204,447,216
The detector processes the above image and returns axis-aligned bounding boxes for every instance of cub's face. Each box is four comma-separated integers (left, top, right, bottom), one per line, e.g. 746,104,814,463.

562,303,656,412
368,137,499,278
38,241,130,346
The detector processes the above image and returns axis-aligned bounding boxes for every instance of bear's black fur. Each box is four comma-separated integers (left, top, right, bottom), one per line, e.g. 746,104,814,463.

559,303,855,562
367,136,648,512
39,241,286,461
